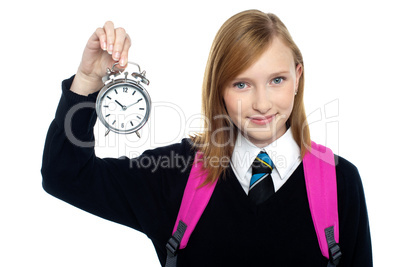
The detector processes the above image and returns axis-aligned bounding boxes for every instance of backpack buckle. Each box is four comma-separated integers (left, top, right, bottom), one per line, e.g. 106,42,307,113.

166,221,187,257
329,242,342,265
325,226,342,266
166,236,180,257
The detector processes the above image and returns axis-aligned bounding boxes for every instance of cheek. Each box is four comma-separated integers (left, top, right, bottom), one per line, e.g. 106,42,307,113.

223,92,245,125
224,96,237,118
272,88,295,114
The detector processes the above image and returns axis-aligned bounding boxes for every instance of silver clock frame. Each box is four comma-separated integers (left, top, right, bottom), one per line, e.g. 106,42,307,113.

96,77,152,136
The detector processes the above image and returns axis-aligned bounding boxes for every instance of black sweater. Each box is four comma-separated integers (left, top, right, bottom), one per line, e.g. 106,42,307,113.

41,76,372,266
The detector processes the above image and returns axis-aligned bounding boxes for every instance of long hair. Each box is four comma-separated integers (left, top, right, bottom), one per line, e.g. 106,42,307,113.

190,10,310,185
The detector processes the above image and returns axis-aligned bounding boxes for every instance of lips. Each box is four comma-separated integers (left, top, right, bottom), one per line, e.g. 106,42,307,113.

248,114,276,125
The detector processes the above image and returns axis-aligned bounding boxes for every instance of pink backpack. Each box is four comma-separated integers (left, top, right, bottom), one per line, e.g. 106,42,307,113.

165,141,342,267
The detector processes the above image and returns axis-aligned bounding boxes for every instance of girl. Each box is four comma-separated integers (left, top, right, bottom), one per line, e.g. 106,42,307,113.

41,10,372,266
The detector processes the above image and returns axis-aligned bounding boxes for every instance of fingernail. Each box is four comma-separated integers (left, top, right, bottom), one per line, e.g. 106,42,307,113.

102,42,107,50
108,44,113,54
114,52,120,60
120,58,126,67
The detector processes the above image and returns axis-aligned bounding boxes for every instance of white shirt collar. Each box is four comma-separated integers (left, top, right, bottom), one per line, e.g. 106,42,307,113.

230,128,301,184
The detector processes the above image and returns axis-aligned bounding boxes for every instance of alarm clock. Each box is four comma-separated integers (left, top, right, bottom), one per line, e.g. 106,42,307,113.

95,62,151,137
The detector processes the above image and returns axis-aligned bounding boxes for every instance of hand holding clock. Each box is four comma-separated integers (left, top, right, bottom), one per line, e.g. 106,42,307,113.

70,21,131,96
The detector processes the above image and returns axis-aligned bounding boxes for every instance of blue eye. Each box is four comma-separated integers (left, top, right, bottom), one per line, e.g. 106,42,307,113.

234,82,247,89
272,77,284,84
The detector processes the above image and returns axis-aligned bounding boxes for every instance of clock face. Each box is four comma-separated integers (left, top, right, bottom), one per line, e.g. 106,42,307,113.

97,82,151,134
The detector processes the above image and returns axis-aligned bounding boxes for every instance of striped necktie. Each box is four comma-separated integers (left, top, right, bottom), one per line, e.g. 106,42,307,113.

248,151,275,204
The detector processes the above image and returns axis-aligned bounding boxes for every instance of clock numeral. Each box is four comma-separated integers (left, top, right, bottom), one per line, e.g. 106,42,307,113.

123,87,128,93
121,123,124,128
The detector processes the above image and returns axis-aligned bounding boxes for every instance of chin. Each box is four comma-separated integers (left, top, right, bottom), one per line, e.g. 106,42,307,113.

242,124,287,146
244,132,275,146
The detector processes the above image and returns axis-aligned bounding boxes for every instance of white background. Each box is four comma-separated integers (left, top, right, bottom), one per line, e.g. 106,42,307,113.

1,0,401,266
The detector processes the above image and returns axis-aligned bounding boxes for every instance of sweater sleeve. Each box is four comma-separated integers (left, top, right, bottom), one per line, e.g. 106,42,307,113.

336,156,373,267
41,76,194,238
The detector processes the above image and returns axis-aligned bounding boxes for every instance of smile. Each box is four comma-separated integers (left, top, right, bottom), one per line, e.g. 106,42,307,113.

248,114,276,125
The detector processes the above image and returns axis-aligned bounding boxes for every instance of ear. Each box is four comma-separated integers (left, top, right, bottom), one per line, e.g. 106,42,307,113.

295,63,303,91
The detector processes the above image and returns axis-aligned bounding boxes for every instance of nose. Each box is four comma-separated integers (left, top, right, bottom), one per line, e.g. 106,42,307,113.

252,85,272,113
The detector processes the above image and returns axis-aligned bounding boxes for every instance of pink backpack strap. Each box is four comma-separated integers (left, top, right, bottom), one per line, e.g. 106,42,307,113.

303,141,341,266
165,151,217,267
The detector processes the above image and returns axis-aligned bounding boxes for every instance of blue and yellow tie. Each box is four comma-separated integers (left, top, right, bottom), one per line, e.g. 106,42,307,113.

249,151,275,204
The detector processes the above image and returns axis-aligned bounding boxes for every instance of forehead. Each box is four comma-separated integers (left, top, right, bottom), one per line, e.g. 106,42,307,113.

238,37,296,77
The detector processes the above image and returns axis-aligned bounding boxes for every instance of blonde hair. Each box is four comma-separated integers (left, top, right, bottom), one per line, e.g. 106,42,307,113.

190,10,310,185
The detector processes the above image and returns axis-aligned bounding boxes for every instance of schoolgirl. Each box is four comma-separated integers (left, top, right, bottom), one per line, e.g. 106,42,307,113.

41,9,372,266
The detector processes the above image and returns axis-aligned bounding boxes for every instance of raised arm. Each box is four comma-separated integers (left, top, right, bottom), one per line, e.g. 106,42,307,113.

41,22,142,230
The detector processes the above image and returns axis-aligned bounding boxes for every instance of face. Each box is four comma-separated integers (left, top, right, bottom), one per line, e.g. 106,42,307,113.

223,37,303,148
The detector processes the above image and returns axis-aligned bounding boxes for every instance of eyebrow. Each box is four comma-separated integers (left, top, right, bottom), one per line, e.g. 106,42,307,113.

232,71,291,81
269,71,291,77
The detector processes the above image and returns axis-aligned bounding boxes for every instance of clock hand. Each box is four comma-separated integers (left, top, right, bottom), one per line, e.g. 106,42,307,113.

115,100,127,110
126,98,143,109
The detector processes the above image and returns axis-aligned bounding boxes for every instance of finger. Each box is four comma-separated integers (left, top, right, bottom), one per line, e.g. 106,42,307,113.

112,27,127,61
103,21,115,54
94,27,107,51
119,34,131,67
